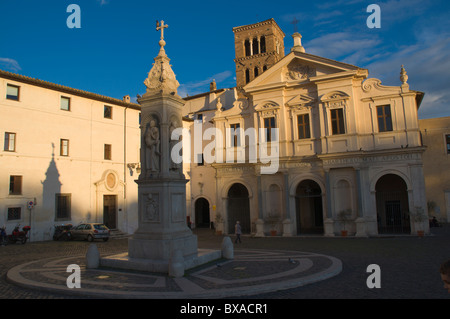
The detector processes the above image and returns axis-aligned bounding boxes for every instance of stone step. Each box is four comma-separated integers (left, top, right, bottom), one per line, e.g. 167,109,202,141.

108,229,131,239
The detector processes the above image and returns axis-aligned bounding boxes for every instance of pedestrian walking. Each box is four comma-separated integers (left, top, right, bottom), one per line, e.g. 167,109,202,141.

235,221,242,244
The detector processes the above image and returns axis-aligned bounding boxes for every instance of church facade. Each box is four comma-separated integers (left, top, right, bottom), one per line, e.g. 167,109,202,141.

183,18,428,237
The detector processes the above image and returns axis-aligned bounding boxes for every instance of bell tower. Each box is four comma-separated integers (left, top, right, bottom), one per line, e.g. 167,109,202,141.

233,18,285,91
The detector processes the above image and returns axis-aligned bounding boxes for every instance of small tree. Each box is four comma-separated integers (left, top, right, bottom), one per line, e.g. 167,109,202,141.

337,208,353,232
214,213,224,234
409,207,427,234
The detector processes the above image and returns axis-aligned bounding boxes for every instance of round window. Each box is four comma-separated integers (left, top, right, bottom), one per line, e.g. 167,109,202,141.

106,173,116,190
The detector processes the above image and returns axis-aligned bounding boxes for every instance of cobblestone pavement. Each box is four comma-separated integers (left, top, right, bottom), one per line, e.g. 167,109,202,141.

1,226,449,299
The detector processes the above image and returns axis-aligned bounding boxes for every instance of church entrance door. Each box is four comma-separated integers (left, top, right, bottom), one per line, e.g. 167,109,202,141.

227,183,250,234
195,197,210,228
103,195,117,229
295,180,324,234
376,174,410,234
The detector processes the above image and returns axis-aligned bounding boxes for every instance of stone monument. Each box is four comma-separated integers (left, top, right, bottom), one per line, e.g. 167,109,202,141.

101,20,220,274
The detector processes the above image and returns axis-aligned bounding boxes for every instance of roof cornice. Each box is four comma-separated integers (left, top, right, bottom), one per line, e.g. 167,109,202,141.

232,18,285,37
0,69,141,110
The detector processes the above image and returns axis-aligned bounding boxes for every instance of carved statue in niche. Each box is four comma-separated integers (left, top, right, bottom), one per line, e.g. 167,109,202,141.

169,120,181,171
144,118,160,175
144,193,159,222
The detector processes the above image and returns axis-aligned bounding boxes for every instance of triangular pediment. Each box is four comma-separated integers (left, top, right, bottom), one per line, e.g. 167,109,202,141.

244,51,366,93
286,94,316,108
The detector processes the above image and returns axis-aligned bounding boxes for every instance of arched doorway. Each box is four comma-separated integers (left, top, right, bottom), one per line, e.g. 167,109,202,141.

195,198,210,228
227,183,251,234
376,174,410,234
295,180,324,234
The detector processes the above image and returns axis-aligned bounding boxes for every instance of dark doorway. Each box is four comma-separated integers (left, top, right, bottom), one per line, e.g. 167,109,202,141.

295,180,324,234
195,198,210,228
227,183,251,234
376,174,410,234
103,195,117,229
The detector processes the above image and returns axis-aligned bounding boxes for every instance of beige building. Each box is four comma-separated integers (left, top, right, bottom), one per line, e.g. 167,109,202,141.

419,117,450,223
0,70,141,241
183,19,429,237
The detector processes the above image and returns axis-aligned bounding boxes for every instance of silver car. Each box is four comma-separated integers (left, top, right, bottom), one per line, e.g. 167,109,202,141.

70,223,110,242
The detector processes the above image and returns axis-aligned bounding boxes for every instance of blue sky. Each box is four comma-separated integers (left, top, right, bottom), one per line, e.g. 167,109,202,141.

1,0,449,119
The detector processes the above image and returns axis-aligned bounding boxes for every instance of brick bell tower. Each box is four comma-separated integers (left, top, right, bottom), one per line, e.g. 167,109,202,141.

232,18,285,92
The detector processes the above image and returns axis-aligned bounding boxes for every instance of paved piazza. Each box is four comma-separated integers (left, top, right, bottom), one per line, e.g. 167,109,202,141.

1,227,450,299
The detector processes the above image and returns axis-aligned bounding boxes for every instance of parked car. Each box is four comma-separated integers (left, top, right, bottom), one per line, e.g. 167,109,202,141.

70,223,110,242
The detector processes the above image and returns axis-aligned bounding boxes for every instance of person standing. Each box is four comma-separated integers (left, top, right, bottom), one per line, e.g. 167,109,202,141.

235,221,242,244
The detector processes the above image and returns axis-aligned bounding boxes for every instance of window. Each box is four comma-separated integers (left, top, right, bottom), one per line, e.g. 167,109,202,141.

254,67,259,78
61,96,70,111
245,69,251,84
330,109,345,135
260,36,266,53
252,37,259,55
446,135,450,154
4,132,16,151
7,207,21,221
297,114,311,139
55,194,71,220
104,105,112,119
230,123,241,147
264,117,276,142
60,139,69,156
263,65,268,72
244,39,251,57
104,144,112,160
9,175,22,195
377,105,393,132
6,84,19,101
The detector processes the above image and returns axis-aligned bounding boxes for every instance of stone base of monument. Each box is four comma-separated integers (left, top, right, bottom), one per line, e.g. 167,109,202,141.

128,230,199,260
100,248,222,274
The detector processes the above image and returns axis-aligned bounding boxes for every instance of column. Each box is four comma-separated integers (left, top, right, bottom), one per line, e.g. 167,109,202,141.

323,169,335,236
354,168,368,237
355,169,363,218
255,173,265,237
282,172,293,236
257,37,261,55
325,170,332,218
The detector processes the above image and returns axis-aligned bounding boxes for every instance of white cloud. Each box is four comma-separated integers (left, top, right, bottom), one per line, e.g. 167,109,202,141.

97,0,108,5
304,32,381,64
178,70,233,97
0,58,21,72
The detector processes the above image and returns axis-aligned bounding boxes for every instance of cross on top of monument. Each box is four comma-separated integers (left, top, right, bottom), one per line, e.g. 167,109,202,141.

156,20,168,40
291,17,299,33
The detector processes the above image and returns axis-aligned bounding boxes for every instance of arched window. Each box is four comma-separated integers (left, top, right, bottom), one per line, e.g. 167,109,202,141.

245,69,251,84
244,39,251,57
254,67,259,78
260,36,266,53
263,65,268,72
252,37,259,55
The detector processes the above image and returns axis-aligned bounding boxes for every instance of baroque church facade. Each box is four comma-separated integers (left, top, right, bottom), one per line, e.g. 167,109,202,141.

183,18,428,237
0,18,432,240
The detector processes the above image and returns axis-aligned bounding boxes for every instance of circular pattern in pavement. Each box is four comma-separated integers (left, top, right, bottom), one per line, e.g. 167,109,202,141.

7,249,342,298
